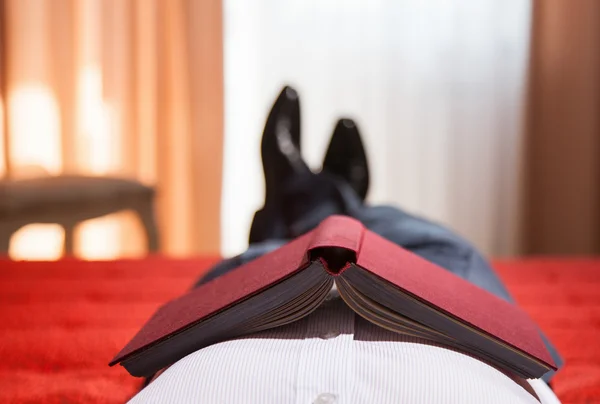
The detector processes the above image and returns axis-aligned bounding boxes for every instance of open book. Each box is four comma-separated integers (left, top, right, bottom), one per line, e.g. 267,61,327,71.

110,215,556,379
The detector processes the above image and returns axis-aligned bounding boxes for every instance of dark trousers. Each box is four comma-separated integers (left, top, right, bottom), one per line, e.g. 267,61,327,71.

197,177,563,383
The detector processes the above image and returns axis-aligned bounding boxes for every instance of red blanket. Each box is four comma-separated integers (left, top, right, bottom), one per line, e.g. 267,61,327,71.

0,257,598,403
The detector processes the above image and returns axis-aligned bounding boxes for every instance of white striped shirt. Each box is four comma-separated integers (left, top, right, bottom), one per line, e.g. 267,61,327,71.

129,293,561,404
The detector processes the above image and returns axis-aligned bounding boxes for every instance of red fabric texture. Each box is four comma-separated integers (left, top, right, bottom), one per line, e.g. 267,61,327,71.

0,257,598,403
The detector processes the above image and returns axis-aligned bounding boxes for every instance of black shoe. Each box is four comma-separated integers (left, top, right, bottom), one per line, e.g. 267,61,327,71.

249,86,309,243
322,118,370,201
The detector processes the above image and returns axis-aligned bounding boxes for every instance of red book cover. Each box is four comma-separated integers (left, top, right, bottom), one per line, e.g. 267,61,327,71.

110,230,312,365
356,228,555,367
111,215,555,372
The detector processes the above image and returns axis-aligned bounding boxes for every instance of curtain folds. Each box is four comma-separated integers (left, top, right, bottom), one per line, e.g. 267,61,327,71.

2,0,598,258
524,0,600,255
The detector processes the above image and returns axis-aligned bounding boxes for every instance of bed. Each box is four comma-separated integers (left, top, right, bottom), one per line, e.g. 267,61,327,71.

0,257,598,403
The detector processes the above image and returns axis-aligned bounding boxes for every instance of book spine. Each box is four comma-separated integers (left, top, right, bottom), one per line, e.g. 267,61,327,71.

306,215,365,275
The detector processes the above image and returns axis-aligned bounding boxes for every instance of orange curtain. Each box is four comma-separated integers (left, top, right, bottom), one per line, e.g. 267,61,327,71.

524,0,600,255
0,0,223,259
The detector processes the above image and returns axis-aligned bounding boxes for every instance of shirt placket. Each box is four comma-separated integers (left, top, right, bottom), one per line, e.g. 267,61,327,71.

294,294,356,404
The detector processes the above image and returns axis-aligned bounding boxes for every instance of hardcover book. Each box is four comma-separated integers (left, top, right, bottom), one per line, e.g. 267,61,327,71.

110,215,556,379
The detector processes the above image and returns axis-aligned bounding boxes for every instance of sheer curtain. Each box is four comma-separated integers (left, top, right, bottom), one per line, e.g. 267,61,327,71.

221,0,532,257
1,0,223,259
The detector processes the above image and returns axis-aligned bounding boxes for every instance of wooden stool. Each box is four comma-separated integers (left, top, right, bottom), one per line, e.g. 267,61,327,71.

0,175,159,256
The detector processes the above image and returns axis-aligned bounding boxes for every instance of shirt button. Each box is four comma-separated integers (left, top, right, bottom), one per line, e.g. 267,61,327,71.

320,330,340,339
313,393,337,404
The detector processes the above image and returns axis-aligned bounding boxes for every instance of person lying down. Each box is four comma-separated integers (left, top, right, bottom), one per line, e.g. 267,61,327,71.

128,87,563,404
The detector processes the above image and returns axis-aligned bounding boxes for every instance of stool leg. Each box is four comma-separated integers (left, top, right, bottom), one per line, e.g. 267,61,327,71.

136,198,160,253
63,223,75,257
0,226,13,256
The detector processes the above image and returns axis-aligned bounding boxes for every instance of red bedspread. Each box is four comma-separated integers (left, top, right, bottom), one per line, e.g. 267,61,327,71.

0,257,598,403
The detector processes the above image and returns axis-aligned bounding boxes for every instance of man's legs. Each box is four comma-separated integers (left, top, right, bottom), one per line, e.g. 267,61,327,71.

198,85,562,382
198,175,563,382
